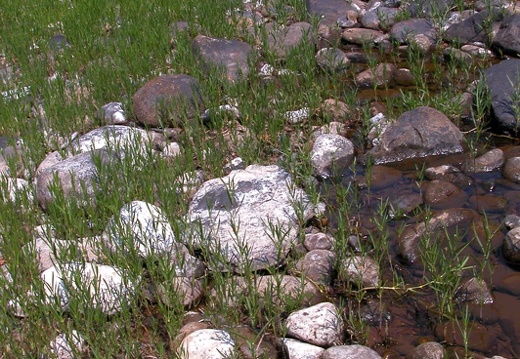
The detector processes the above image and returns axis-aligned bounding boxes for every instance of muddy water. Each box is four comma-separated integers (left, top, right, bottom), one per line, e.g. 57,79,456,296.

321,147,520,358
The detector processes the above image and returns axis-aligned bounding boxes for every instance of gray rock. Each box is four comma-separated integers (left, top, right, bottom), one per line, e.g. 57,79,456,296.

285,302,343,347
133,74,204,128
310,134,355,179
455,277,494,304
266,22,314,60
157,277,204,308
98,102,126,125
339,255,380,288
282,338,325,359
355,63,396,89
341,28,384,44
483,59,520,133
306,0,357,27
315,48,350,72
1,177,33,204
322,344,382,359
179,329,235,359
503,227,520,265
390,18,438,45
192,35,252,83
444,10,504,45
412,341,445,359
186,165,315,272
367,106,464,165
304,232,335,251
492,14,520,57
425,164,473,189
361,7,400,30
295,249,335,285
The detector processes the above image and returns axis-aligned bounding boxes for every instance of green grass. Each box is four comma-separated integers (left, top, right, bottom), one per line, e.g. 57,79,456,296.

0,0,504,357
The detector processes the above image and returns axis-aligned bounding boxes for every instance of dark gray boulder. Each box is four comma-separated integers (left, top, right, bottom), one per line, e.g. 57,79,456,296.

492,14,520,57
483,59,520,133
444,10,504,45
133,74,204,128
389,18,438,45
192,35,252,83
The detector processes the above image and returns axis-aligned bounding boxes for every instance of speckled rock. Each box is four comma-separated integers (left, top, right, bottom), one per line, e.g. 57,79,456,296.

310,134,355,179
455,277,494,304
283,338,325,359
315,48,350,72
423,179,468,210
322,344,382,359
412,341,445,359
463,148,505,173
266,22,314,60
285,302,343,347
179,329,235,359
503,157,520,183
339,255,380,288
294,249,335,285
503,227,520,265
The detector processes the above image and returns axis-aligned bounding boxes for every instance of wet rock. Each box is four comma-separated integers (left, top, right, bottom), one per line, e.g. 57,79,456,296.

423,179,468,210
361,7,400,30
388,192,423,217
41,262,136,315
179,329,236,359
323,344,382,359
156,277,204,308
425,164,473,189
444,10,504,45
192,35,252,83
412,341,444,359
339,255,379,288
435,320,498,353
186,165,315,272
389,18,438,45
133,74,204,128
282,338,325,359
341,28,384,44
320,99,351,122
285,302,343,347
48,330,85,359
443,47,473,65
310,134,355,179
367,107,464,165
455,277,494,304
503,227,520,265
355,63,396,89
399,208,477,264
97,102,126,125
464,148,505,173
504,214,520,229
483,59,520,133
498,273,520,296
266,22,314,60
492,14,520,57
360,299,392,325
294,249,335,285
315,48,350,72
35,149,116,211
468,194,508,213
360,165,402,190
503,157,520,183
304,232,335,251
306,0,356,27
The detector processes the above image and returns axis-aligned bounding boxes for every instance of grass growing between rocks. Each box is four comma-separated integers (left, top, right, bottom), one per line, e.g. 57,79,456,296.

0,0,509,357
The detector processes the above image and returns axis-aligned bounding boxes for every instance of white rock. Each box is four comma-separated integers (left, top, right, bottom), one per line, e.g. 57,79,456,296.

49,330,85,359
323,344,382,359
1,177,33,203
285,302,343,347
310,134,355,179
285,107,310,124
162,142,181,158
341,255,380,288
99,102,126,125
41,265,70,311
283,338,325,359
179,329,235,359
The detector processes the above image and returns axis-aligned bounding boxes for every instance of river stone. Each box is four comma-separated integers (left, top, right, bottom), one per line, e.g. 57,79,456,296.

492,14,520,57
285,302,343,347
282,338,325,359
435,319,498,353
425,164,473,189
455,277,494,304
97,102,126,125
503,227,520,265
179,329,235,359
49,330,85,359
1,177,33,204
25,237,73,273
407,0,454,17
310,134,355,179
423,179,468,210
444,9,504,45
322,344,382,359
360,165,402,190
340,255,380,288
156,277,204,308
399,208,477,264
192,35,252,83
463,148,505,173
266,22,314,60
341,28,384,44
133,74,204,128
306,0,356,27
41,262,135,315
503,157,520,183
412,341,444,359
294,249,335,285
361,7,400,30
35,148,116,211
304,232,335,251
367,106,464,165
356,63,396,89
483,59,520,133
232,326,279,359
315,48,350,72
320,99,351,122
186,165,315,272
389,18,438,45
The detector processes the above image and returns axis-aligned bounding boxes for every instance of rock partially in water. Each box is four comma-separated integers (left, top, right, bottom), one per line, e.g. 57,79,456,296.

133,74,204,128
455,277,494,305
358,165,402,190
444,9,504,45
355,63,396,89
423,179,468,210
285,302,343,347
492,14,520,57
315,48,350,72
294,249,335,285
192,35,252,83
463,148,505,173
503,227,520,265
483,59,520,133
339,255,380,288
282,338,325,359
323,344,382,359
412,341,444,359
389,18,438,45
425,164,473,188
310,134,355,179
434,319,498,353
367,106,464,165
503,156,520,183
